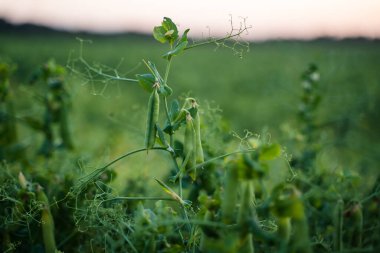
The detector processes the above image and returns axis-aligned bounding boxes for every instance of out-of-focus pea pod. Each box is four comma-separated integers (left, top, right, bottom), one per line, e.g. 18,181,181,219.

277,217,291,243
237,181,254,253
155,124,174,152
200,210,215,251
145,85,160,151
222,161,239,224
184,112,196,180
271,184,312,253
351,202,363,248
192,103,204,163
36,185,57,253
18,172,28,189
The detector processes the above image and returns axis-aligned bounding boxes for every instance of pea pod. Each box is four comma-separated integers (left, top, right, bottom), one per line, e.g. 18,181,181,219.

184,113,196,179
351,202,363,248
277,217,291,243
145,87,160,151
237,181,254,253
271,184,312,253
37,186,57,253
193,109,204,163
221,162,239,224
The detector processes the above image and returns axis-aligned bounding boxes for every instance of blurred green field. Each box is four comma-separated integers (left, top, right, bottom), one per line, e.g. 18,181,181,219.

1,32,379,180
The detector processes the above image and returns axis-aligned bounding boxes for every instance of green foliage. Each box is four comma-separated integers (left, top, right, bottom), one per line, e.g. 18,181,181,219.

163,29,190,59
136,73,156,92
0,17,379,253
153,17,179,45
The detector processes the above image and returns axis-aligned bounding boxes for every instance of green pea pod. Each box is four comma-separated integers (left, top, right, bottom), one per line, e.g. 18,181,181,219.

37,186,57,253
184,113,196,179
289,197,312,253
237,181,254,253
194,110,204,163
278,217,291,243
221,162,239,224
18,172,28,189
238,181,254,231
271,184,312,253
156,124,168,148
351,203,363,248
145,88,159,151
200,210,214,251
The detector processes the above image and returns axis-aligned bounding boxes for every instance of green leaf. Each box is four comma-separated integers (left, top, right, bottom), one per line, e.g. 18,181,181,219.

162,29,190,59
155,178,185,205
136,73,155,92
163,41,188,59
170,100,180,121
259,143,282,161
153,26,168,43
160,85,173,97
152,17,178,45
162,17,178,43
179,29,190,43
145,61,171,96
145,61,164,84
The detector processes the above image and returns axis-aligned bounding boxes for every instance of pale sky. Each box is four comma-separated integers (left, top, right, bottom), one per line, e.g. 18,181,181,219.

0,0,380,40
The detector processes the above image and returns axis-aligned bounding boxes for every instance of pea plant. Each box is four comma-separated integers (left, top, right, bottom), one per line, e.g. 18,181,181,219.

66,17,315,253
27,59,74,157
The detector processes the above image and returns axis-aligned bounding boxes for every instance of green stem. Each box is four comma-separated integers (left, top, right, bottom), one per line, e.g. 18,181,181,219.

79,57,138,83
72,147,170,195
184,31,245,51
162,57,186,205
163,58,173,136
334,199,344,252
57,230,78,248
100,196,176,203
164,57,172,85
188,149,256,173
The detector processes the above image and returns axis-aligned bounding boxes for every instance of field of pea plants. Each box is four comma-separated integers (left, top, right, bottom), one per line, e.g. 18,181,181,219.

1,18,380,253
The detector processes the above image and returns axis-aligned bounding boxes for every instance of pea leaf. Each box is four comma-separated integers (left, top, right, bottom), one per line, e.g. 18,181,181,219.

153,17,178,45
162,29,190,59
162,17,178,43
136,73,155,93
143,60,172,97
155,178,185,205
170,100,180,121
259,143,282,161
153,26,167,43
179,29,190,43
161,85,173,97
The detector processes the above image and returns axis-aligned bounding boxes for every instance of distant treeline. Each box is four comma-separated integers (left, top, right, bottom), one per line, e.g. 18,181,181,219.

0,18,379,43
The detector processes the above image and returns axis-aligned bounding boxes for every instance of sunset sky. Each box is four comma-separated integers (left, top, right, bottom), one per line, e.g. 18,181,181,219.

0,0,379,40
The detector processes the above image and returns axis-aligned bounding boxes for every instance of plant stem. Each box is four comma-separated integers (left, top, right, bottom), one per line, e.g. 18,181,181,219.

78,57,138,83
72,147,169,195
101,196,177,202
188,149,256,173
163,57,173,142
184,31,246,51
162,57,184,198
